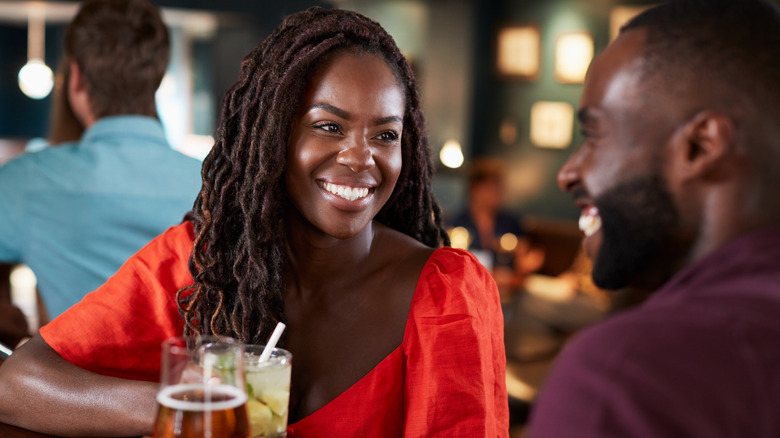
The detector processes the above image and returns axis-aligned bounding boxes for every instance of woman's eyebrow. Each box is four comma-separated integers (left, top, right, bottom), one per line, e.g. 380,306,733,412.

375,115,403,125
309,102,350,119
309,103,402,125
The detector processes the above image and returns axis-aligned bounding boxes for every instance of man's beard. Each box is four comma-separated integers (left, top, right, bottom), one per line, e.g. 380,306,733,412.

591,173,679,290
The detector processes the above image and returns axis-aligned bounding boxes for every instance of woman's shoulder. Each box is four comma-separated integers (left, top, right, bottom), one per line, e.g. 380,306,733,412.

412,247,498,317
137,221,195,260
425,246,484,273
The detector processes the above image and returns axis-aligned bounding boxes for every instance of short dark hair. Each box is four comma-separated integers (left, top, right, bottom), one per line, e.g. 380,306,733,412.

180,7,448,344
64,0,169,118
621,0,780,131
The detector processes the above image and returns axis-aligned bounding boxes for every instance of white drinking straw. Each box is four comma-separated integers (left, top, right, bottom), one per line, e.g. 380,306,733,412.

258,322,286,362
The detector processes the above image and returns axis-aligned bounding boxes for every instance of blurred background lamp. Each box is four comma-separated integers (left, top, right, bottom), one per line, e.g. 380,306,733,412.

439,139,464,169
500,233,518,252
554,31,593,83
18,59,54,99
448,226,471,250
18,3,54,99
9,264,39,333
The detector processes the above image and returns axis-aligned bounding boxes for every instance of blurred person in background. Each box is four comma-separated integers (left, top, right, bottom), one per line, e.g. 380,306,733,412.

449,158,544,299
0,0,203,346
529,0,780,436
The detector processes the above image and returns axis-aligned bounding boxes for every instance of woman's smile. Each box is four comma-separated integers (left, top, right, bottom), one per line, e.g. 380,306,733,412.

318,181,371,202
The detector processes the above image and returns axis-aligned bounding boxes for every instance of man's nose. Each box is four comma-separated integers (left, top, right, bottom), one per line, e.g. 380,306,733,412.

557,148,583,193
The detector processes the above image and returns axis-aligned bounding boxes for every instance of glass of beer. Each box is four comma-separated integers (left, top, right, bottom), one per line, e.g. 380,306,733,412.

153,336,250,438
244,345,292,438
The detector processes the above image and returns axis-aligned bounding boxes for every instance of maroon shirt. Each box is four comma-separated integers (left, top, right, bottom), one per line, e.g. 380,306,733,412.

529,225,780,437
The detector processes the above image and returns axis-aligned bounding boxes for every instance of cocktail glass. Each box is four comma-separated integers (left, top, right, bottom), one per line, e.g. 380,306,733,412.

244,345,292,438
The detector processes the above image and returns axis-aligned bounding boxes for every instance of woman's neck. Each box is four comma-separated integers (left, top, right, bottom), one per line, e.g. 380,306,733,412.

285,217,377,293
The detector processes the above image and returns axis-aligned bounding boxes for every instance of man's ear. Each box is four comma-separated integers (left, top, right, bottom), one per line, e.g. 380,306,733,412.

67,60,96,127
67,60,83,96
668,111,736,182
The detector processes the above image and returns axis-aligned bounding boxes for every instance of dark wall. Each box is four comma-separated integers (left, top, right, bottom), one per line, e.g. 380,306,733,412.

0,23,65,138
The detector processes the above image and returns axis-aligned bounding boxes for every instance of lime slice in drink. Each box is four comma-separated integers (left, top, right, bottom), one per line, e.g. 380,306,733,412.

261,390,290,416
246,398,273,436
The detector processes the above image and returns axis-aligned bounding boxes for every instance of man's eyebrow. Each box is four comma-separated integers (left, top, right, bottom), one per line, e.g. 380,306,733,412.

309,103,350,120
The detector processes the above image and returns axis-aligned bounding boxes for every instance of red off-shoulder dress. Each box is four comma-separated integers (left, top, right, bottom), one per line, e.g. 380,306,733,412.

41,222,509,437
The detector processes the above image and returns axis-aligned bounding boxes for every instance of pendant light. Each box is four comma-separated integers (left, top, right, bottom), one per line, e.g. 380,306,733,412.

18,2,54,100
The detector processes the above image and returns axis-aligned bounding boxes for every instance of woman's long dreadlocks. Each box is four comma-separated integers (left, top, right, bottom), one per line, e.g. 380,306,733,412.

178,7,450,345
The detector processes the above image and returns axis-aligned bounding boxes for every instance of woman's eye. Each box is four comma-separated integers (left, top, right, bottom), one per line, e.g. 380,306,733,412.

314,123,341,134
376,131,400,142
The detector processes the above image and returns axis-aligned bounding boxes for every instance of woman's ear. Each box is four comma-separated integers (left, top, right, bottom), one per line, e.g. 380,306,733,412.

668,110,736,183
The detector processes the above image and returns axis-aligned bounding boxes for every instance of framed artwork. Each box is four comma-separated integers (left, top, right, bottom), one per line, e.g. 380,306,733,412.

554,31,593,84
496,25,540,80
530,101,574,149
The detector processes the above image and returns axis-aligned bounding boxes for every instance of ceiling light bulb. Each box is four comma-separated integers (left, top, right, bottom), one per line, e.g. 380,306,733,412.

18,59,54,99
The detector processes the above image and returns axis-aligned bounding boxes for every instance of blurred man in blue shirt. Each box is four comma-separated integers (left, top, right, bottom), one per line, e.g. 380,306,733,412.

0,0,202,344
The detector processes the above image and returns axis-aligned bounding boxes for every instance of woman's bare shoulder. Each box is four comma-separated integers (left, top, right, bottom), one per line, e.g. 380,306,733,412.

372,223,436,266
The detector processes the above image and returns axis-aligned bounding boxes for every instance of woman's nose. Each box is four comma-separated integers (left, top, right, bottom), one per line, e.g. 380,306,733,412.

336,137,375,173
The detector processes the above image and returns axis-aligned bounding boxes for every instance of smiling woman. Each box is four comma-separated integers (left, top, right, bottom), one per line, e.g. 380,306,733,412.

0,6,509,438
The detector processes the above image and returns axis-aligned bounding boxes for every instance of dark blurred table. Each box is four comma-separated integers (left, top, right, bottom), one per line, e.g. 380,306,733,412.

503,279,609,428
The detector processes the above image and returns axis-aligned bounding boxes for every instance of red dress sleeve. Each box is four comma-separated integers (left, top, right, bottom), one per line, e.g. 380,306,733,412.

39,222,193,382
402,247,509,437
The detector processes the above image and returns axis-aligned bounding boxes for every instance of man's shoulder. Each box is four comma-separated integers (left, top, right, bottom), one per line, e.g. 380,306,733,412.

561,299,755,374
0,142,82,176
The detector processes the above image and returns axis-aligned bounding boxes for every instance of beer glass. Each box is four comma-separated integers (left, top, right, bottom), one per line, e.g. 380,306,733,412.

244,345,292,438
153,336,250,438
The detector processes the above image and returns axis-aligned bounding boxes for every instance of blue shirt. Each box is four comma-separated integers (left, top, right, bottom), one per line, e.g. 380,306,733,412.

0,115,203,317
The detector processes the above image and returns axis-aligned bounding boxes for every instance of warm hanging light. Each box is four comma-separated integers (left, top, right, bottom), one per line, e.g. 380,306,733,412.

18,3,54,99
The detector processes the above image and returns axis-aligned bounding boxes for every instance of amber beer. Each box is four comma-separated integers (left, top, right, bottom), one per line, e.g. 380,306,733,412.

153,383,250,438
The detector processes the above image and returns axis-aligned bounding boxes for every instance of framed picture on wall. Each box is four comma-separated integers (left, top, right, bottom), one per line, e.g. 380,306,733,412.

530,101,574,148
554,31,594,84
495,24,540,80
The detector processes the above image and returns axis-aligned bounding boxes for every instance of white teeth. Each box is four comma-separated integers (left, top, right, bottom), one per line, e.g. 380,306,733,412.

578,208,602,237
320,181,370,201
